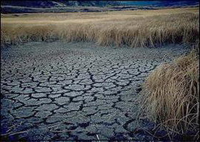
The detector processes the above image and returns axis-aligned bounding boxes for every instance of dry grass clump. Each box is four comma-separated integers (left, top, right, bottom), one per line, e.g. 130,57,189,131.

1,8,199,47
141,43,199,140
96,13,199,47
1,24,58,46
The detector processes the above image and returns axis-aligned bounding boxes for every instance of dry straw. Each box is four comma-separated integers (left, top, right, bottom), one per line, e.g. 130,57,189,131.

140,42,199,140
1,12,199,47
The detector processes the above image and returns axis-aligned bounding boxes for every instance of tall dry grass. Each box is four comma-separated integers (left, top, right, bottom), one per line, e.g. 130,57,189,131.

140,42,199,140
1,10,199,47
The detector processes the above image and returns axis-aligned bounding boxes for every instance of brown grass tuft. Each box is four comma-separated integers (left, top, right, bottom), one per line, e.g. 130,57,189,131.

140,43,199,139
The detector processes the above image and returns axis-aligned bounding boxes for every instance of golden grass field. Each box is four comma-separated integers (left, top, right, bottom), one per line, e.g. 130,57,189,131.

1,7,199,47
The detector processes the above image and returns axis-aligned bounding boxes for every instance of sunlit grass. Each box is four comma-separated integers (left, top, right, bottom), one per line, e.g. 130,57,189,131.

1,7,199,47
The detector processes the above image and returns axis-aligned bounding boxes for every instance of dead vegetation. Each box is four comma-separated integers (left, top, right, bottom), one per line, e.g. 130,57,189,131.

140,42,199,140
1,8,199,47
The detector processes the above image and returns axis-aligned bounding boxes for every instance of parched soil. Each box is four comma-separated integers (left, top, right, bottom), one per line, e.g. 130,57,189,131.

1,42,189,141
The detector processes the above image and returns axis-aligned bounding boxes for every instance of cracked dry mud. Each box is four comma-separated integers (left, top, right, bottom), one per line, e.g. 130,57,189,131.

1,42,189,140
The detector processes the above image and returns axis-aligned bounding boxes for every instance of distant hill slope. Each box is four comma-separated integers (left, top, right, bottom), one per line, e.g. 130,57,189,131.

1,0,120,7
1,0,199,13
2,0,199,7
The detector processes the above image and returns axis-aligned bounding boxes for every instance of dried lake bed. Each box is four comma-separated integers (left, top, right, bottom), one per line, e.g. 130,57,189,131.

1,41,190,140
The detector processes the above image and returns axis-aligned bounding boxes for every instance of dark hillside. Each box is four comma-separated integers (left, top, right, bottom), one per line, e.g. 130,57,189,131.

1,0,120,7
1,0,199,13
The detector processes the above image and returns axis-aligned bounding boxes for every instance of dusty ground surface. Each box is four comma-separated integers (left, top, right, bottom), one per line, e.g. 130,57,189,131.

1,42,189,141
